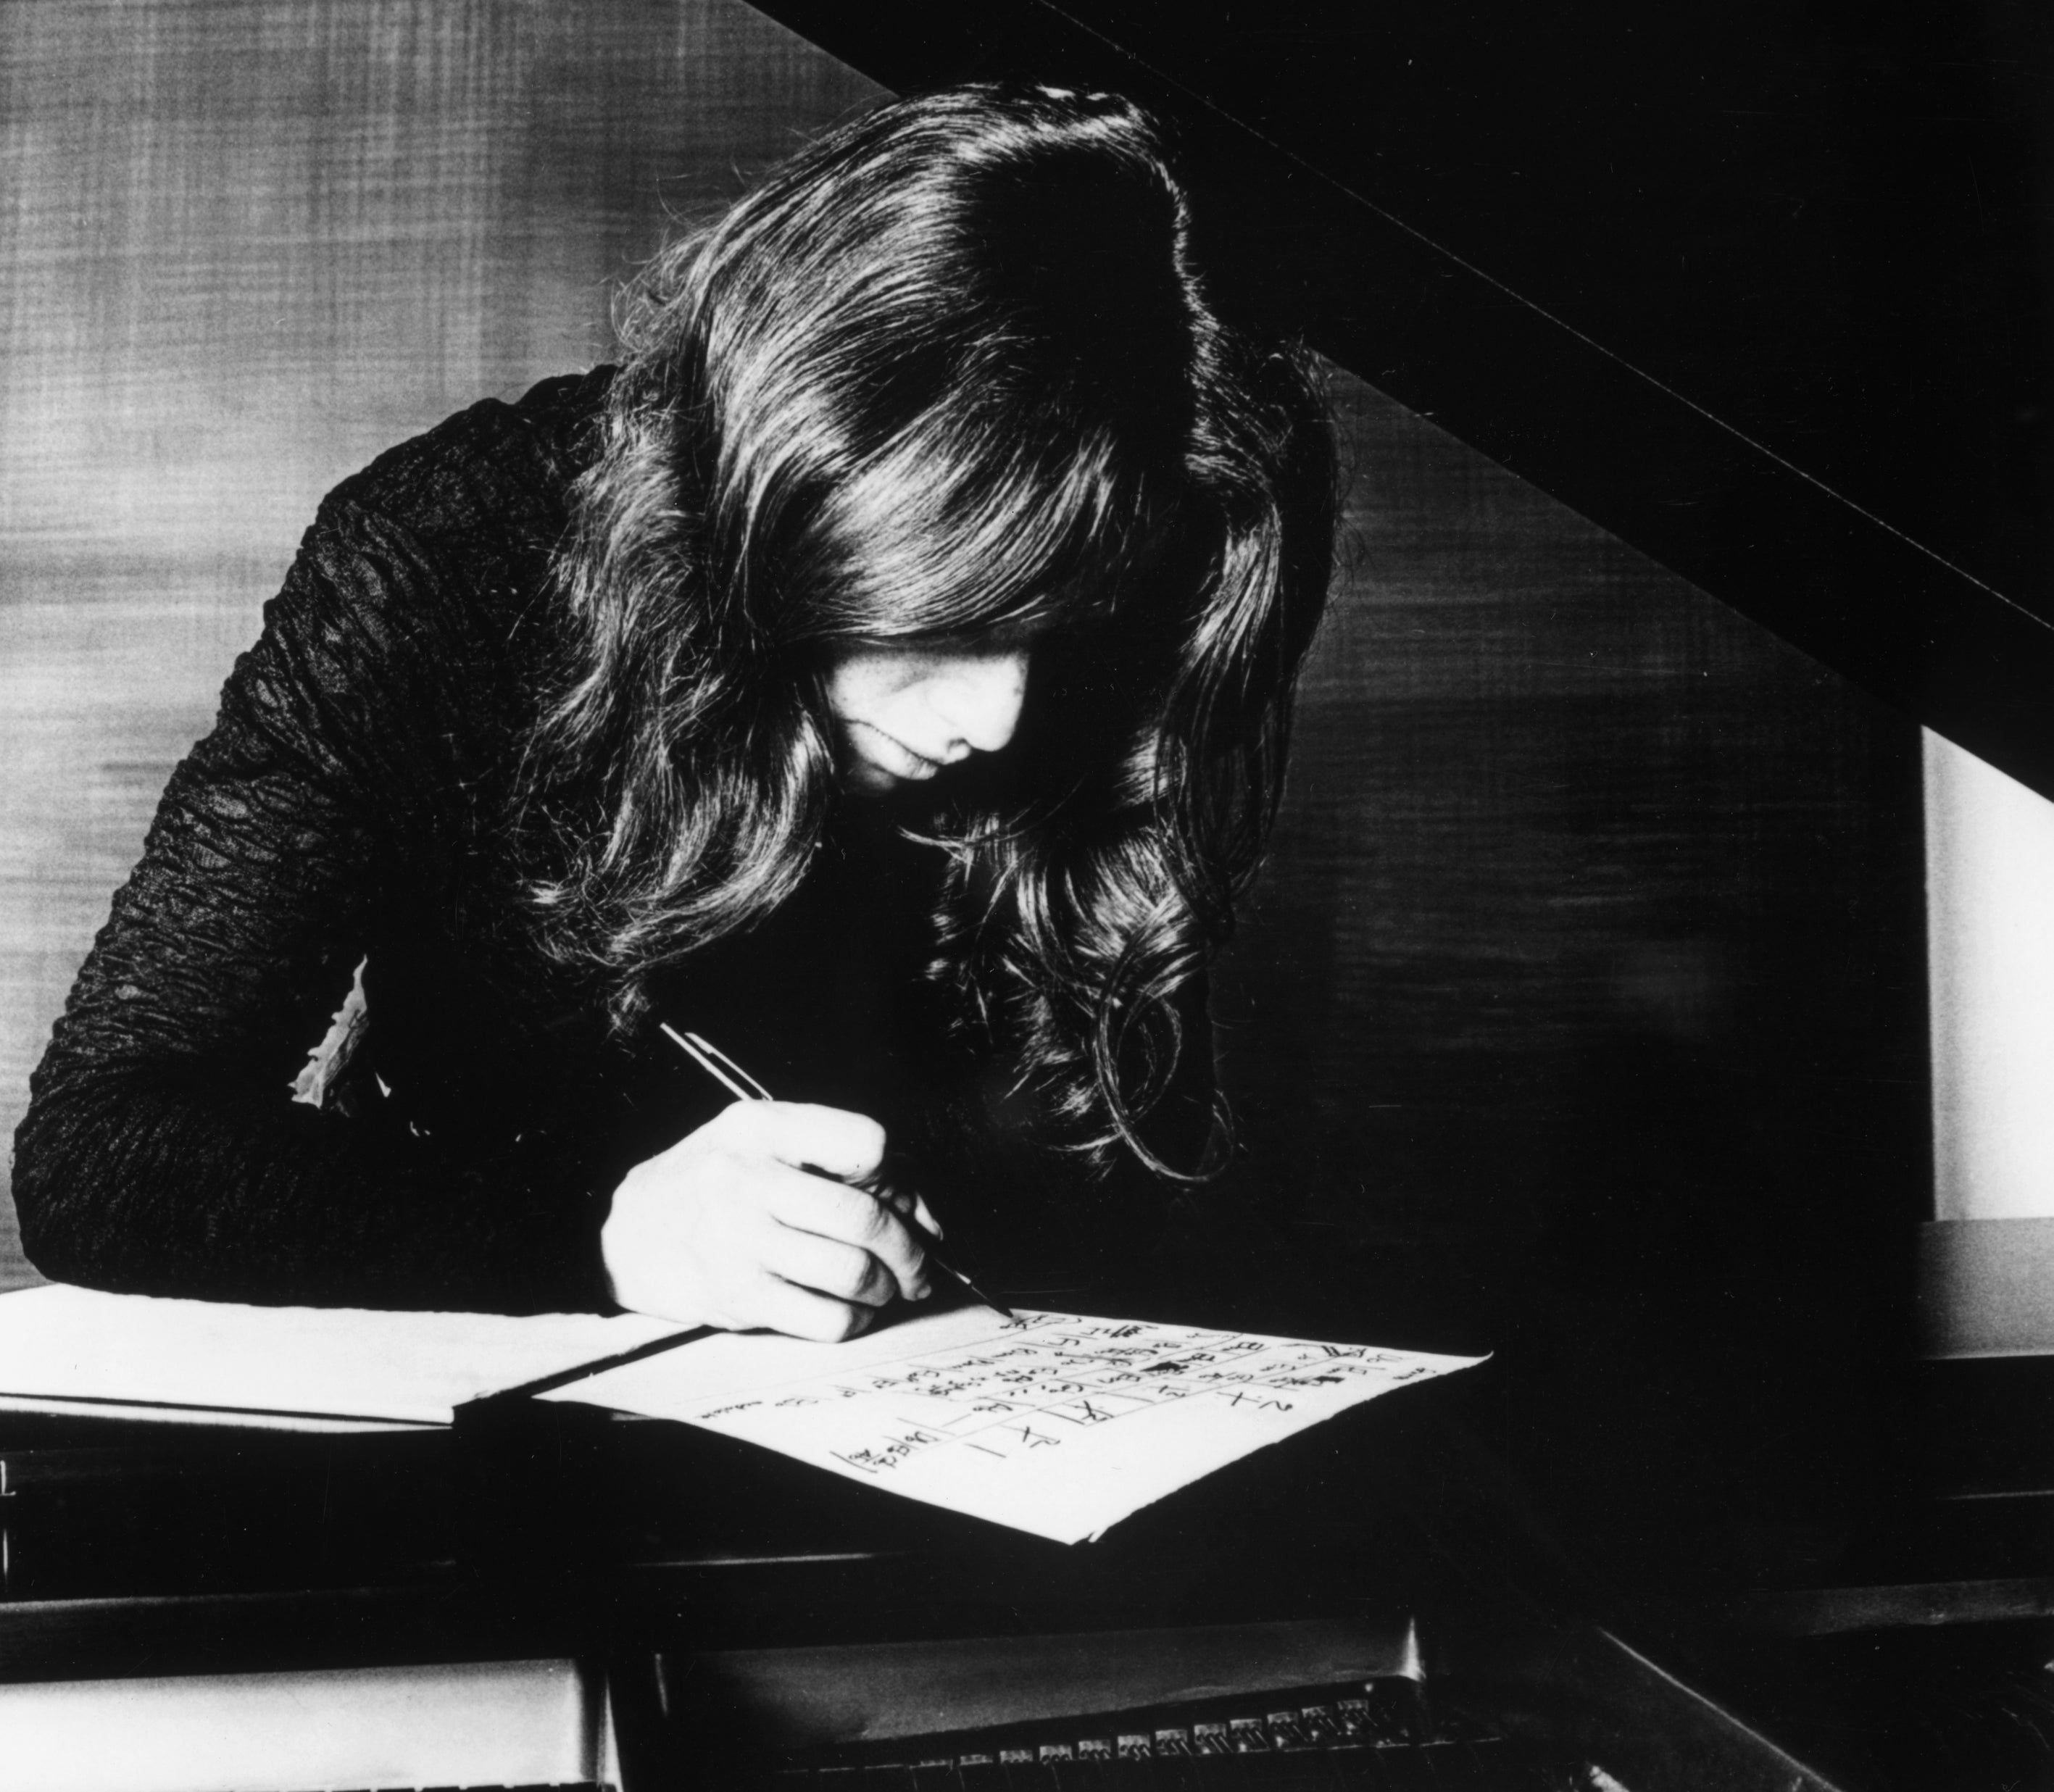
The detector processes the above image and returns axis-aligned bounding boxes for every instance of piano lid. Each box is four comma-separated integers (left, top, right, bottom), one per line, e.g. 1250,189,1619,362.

753,1,2054,799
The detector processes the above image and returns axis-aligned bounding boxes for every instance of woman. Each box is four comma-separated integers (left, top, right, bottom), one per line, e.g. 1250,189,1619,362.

13,85,1336,1336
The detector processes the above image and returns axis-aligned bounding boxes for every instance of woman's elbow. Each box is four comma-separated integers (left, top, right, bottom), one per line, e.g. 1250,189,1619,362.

12,1081,129,1289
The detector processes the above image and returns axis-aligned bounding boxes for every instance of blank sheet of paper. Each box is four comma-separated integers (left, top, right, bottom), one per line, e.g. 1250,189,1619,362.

0,1284,690,1427
543,1307,1484,1543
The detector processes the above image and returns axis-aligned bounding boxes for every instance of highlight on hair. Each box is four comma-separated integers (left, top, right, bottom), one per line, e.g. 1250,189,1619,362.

521,83,1336,1176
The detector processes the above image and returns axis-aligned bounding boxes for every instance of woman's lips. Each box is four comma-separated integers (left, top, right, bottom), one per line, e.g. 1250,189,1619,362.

852,720,944,780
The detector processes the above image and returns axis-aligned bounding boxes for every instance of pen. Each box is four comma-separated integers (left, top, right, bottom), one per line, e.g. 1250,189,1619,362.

658,1022,1015,1320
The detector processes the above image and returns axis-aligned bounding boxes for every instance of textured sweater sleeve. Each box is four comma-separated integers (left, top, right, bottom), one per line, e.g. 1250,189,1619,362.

12,488,615,1314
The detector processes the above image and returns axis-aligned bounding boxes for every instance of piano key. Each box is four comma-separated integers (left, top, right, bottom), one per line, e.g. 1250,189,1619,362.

1265,1709,1313,1751
957,1757,1009,1792
999,1751,1059,1791
1297,1706,1342,1747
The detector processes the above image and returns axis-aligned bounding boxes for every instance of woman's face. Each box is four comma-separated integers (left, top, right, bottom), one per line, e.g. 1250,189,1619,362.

823,638,1031,796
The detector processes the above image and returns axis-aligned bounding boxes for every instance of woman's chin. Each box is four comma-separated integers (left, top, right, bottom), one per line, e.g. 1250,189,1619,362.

842,759,909,798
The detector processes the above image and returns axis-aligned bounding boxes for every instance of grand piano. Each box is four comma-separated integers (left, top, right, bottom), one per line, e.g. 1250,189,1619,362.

722,9,2054,1775
3,4,2050,1789
0,1363,1864,1792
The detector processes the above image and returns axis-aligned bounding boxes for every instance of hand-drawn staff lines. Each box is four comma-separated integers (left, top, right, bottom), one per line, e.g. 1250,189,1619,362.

784,1317,1436,1476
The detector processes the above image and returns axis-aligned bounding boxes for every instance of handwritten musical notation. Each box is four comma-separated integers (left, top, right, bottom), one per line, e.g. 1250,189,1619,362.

546,1307,1484,1543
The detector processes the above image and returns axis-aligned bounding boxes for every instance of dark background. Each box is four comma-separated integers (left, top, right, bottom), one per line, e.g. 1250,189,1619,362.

1031,0,2053,610
0,0,1958,1583
767,0,2054,788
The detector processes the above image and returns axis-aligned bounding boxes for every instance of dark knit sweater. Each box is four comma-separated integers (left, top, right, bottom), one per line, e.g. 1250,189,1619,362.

14,372,1205,1314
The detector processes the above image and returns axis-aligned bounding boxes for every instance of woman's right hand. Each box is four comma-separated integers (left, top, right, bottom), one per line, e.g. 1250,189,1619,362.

599,1101,936,1340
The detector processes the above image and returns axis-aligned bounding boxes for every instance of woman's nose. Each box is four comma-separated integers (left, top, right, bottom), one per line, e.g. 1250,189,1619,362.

929,651,1028,755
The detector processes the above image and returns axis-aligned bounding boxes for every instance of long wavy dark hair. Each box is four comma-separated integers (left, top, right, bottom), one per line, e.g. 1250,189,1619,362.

522,84,1336,1175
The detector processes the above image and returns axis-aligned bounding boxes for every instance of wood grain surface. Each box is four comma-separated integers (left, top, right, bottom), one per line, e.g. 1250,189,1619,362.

0,0,883,1288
